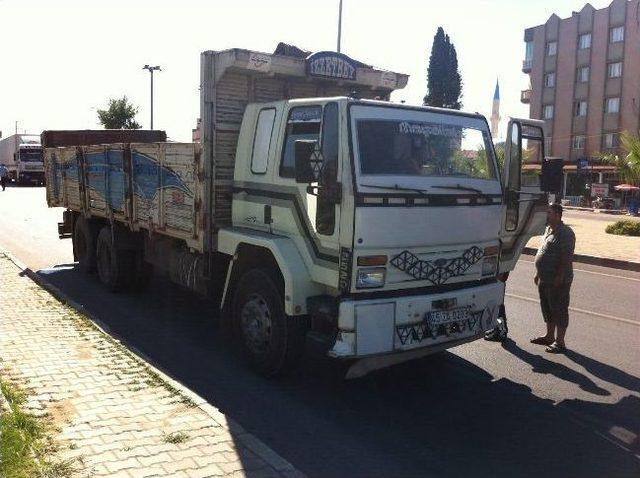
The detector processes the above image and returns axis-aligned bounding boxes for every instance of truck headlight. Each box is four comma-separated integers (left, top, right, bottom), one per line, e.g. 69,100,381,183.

356,267,386,289
481,256,498,276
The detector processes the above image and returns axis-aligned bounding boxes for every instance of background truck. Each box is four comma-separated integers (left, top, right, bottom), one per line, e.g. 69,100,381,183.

0,133,45,184
44,46,552,378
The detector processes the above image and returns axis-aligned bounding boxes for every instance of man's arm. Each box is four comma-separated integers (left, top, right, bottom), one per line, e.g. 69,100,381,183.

554,228,575,286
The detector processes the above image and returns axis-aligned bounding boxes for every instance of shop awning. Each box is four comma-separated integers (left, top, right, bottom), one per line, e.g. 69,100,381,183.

614,183,640,191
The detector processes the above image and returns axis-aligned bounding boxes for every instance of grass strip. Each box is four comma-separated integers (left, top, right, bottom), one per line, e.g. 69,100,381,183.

0,380,77,478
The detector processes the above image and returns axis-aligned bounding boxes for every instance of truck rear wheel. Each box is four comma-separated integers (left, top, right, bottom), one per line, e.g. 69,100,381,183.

96,226,134,292
73,217,97,273
233,268,306,377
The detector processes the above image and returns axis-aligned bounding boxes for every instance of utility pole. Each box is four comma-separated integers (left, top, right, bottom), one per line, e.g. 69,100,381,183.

337,0,343,52
142,65,161,129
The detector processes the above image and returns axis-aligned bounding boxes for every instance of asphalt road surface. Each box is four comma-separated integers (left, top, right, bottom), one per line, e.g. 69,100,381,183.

1,186,639,477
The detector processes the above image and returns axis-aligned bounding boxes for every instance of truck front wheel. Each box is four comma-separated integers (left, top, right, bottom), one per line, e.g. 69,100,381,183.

96,226,133,292
233,268,306,377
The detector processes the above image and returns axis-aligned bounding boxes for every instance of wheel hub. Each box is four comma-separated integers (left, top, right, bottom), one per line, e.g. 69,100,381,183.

241,294,272,354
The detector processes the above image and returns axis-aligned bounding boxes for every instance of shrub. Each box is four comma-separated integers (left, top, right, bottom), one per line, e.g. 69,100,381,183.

605,220,640,237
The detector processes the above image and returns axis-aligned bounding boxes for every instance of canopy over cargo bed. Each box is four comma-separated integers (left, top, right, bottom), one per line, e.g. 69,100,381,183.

200,47,409,234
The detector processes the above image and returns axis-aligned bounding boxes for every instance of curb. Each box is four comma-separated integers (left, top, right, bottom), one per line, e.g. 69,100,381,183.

0,250,304,478
563,205,627,215
522,247,640,272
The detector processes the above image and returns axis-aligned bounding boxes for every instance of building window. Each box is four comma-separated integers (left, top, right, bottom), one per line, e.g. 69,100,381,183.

605,97,620,114
544,137,552,154
610,26,624,43
608,62,622,78
603,133,619,149
575,101,588,117
525,41,533,60
543,105,554,119
572,135,586,150
578,33,592,49
546,41,557,56
577,66,590,83
544,72,556,88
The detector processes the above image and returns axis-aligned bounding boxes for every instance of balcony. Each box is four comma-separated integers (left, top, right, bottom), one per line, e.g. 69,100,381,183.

521,89,532,103
522,59,532,72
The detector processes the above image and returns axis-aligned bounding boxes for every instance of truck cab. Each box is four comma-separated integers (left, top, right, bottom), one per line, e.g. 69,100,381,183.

221,97,548,376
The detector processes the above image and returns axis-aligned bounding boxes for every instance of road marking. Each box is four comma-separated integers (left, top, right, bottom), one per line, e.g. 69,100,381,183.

519,259,640,282
505,293,640,326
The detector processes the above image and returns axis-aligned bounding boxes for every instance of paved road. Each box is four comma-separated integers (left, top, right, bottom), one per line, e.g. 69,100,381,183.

1,186,639,477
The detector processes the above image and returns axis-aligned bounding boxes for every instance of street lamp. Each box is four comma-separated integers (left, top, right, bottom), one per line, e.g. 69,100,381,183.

142,65,161,129
337,0,343,52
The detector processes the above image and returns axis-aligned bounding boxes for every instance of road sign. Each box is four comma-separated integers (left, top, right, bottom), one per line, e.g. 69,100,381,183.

577,158,590,175
591,183,609,197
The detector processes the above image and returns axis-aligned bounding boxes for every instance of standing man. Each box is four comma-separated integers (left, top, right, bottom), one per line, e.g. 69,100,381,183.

531,203,575,353
0,164,9,191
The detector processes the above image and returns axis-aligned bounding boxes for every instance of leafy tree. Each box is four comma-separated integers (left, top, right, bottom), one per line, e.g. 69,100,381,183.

97,96,142,129
424,27,462,109
599,132,640,186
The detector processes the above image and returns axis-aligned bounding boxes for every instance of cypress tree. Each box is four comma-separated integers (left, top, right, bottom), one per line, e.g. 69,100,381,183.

424,27,463,110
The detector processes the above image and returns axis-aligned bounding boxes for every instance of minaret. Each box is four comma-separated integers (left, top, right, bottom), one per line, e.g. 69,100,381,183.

490,79,500,139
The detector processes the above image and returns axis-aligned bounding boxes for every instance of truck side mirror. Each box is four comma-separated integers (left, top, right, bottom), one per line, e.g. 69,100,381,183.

294,140,317,183
540,157,563,193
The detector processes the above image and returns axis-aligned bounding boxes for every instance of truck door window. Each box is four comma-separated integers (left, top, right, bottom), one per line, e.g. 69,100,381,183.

521,124,544,187
251,108,276,174
317,102,338,235
280,106,322,178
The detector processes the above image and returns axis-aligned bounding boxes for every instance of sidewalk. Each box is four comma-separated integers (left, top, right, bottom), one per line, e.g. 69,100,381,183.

526,212,640,267
0,252,302,478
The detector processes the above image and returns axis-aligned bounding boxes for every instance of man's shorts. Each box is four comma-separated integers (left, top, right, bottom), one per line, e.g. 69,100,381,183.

538,283,571,328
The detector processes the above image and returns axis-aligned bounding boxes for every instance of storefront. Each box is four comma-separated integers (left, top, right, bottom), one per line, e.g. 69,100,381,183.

523,163,621,206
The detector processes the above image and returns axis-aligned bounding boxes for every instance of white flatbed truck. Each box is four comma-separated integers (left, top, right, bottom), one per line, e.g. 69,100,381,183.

44,47,552,377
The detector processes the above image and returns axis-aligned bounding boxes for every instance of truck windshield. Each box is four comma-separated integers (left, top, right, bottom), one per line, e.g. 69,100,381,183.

19,149,43,162
351,105,496,180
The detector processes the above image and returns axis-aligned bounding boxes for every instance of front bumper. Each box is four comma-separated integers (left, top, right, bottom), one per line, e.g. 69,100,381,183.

329,281,504,358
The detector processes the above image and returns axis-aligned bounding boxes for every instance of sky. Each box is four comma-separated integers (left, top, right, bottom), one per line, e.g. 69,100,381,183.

0,0,615,142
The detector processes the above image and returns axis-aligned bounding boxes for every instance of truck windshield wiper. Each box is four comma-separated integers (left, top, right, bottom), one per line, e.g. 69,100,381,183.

360,183,429,196
431,184,483,195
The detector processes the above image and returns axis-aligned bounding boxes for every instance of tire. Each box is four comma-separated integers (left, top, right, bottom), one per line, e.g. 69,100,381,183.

95,226,134,292
233,268,307,377
73,217,97,273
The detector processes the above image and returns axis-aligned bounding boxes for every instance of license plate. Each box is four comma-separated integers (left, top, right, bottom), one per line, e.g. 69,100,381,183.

426,307,471,327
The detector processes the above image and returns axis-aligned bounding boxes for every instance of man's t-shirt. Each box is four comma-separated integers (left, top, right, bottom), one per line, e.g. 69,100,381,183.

534,223,576,284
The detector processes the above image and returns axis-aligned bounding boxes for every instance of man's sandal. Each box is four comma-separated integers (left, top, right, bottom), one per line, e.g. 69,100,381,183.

545,342,567,354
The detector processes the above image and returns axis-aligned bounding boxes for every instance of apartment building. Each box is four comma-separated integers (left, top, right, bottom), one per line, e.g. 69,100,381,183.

521,0,640,199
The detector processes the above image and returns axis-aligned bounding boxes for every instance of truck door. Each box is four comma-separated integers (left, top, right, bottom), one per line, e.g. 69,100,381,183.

276,102,342,268
499,118,548,273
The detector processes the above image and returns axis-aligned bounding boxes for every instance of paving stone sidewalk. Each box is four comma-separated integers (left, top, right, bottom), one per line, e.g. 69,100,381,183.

0,253,302,478
526,212,640,265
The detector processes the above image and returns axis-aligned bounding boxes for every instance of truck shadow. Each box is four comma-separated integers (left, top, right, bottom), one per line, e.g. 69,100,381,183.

37,266,640,478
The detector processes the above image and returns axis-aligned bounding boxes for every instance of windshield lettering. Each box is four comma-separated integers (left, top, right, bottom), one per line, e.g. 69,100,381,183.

398,121,460,139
